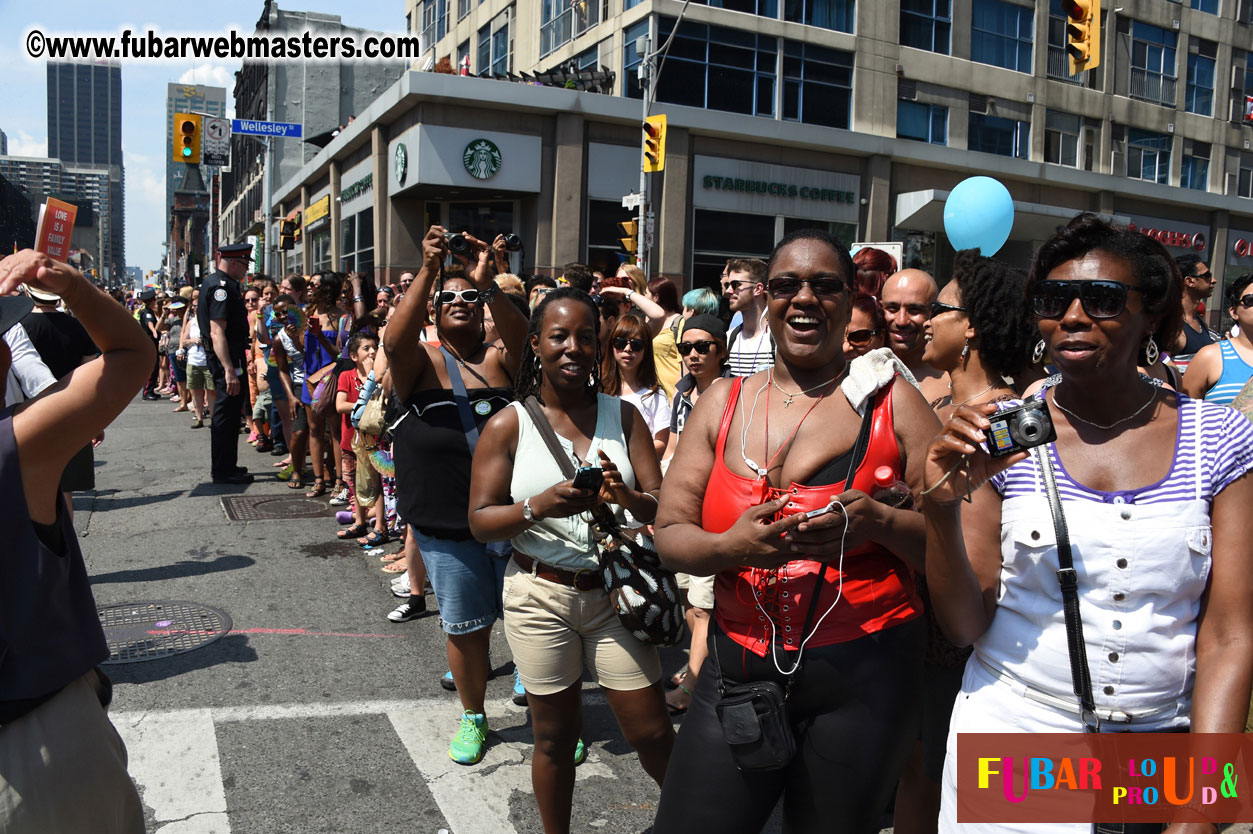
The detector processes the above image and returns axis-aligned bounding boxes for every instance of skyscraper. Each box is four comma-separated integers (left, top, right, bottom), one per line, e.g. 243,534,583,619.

166,83,227,247
47,59,124,280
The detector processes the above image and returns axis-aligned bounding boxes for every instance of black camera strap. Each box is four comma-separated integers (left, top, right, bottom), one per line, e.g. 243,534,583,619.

1033,444,1100,732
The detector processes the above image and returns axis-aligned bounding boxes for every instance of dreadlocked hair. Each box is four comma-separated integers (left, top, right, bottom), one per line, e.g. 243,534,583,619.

950,249,1036,379
431,263,484,346
513,287,601,405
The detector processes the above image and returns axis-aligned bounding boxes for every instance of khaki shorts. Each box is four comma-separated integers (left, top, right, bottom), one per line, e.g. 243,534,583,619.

186,364,215,391
0,670,144,834
503,558,661,696
676,573,716,610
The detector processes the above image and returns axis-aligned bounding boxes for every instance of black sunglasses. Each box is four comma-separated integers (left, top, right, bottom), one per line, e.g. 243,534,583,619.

437,289,484,304
929,301,966,318
613,337,646,351
1237,293,1253,310
845,328,877,345
1031,280,1142,320
677,339,719,356
766,276,847,298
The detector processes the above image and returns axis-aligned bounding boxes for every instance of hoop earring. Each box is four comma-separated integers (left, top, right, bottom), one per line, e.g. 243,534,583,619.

1145,336,1160,367
1032,339,1046,365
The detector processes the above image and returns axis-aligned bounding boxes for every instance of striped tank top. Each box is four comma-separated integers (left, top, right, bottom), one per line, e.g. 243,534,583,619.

1204,340,1253,406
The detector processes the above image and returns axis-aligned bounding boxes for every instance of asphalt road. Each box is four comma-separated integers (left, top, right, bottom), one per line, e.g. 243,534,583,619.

84,393,694,834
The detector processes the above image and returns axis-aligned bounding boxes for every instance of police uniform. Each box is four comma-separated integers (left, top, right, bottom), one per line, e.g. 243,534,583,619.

196,243,252,482
137,288,161,399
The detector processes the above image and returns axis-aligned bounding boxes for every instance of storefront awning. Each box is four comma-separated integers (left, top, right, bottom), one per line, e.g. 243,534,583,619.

895,189,1128,242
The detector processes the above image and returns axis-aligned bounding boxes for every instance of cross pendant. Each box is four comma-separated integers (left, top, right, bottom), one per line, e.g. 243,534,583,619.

783,395,794,408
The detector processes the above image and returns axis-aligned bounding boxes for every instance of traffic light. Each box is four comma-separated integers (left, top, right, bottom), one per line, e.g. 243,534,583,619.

618,220,638,254
173,113,202,164
1063,0,1101,75
280,218,297,251
642,114,667,173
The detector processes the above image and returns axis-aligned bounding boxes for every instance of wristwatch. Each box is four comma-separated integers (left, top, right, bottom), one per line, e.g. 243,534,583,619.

522,497,536,522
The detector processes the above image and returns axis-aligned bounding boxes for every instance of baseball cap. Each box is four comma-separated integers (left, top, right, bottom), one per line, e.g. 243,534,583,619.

0,295,35,335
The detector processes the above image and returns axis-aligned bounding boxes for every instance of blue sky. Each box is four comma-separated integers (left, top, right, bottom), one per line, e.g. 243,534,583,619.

4,1,403,274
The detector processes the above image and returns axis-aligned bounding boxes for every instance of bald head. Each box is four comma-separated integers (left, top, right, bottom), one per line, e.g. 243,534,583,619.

881,269,938,363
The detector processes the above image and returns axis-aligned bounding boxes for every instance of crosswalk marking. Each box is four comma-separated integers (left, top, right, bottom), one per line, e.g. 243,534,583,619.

112,694,615,834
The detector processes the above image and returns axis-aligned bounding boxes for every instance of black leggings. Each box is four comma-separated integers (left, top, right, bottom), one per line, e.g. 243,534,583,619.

653,617,925,834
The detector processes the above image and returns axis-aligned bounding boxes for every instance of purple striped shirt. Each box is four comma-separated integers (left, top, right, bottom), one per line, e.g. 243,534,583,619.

991,391,1253,504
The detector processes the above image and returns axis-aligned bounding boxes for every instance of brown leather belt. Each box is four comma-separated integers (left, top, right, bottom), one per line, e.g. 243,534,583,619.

512,551,602,591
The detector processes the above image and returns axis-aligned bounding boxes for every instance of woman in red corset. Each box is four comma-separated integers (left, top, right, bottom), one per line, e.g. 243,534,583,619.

652,229,940,834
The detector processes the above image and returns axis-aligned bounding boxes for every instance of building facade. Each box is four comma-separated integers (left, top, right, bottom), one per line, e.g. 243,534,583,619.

166,83,227,249
0,155,111,275
47,59,125,281
218,0,407,273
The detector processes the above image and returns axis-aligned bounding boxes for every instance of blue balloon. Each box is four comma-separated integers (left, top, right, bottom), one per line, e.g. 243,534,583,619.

943,177,1014,256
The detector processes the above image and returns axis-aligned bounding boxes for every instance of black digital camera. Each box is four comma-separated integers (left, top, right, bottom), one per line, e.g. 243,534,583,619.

502,233,523,252
984,399,1056,458
443,231,470,255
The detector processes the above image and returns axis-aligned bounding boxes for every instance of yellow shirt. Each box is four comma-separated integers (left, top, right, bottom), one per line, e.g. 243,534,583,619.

652,315,682,400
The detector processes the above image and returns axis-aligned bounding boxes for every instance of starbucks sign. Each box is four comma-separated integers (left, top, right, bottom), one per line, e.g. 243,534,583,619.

463,139,502,180
394,143,408,185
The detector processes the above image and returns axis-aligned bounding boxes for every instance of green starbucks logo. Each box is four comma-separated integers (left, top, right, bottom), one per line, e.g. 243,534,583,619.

394,143,408,185
463,139,502,180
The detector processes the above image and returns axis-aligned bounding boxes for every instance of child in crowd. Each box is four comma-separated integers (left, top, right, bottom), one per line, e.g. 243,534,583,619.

335,332,378,541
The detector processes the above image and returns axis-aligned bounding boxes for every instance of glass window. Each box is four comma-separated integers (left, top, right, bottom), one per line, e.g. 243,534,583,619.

971,0,1033,73
541,0,601,56
692,0,777,17
1239,158,1253,198
459,0,472,19
437,0,448,41
576,45,599,70
1181,152,1209,191
457,40,470,72
587,199,636,276
783,0,854,33
623,19,649,99
901,0,950,54
478,25,492,73
897,100,947,144
624,0,642,9
1185,45,1215,116
969,112,1028,159
1189,0,1218,12
492,22,511,75
781,40,853,129
692,209,776,289
1129,21,1177,107
1044,109,1081,167
653,20,778,118
1127,128,1171,184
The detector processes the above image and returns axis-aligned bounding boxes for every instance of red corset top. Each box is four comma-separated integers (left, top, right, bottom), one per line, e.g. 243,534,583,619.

702,376,922,657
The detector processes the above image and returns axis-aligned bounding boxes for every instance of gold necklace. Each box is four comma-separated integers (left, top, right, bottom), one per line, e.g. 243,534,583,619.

769,369,844,408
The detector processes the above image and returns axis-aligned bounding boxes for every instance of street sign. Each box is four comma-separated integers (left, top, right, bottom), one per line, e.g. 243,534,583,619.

202,117,230,167
621,192,644,210
231,119,303,139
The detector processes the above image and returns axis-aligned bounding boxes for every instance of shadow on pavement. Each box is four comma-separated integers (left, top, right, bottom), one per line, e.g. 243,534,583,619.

104,633,259,685
79,489,185,512
91,554,256,585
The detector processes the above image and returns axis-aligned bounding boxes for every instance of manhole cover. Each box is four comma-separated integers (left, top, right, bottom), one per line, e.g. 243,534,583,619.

98,601,232,664
222,495,336,521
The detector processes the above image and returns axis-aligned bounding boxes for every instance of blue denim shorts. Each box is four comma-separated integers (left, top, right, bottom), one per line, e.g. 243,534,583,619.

413,529,511,635
265,365,287,401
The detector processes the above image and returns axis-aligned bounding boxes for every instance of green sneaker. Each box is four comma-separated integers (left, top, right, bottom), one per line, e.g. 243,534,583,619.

449,711,487,765
574,737,587,766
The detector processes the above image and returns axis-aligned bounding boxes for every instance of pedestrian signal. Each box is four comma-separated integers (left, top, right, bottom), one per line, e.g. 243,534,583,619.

643,115,666,173
173,113,203,164
1062,0,1100,75
618,220,638,254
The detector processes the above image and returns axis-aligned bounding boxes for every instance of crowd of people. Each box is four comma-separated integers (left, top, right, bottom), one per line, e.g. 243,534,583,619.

6,209,1253,834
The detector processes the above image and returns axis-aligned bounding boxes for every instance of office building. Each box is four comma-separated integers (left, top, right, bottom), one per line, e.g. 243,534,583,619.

218,0,406,274
47,59,125,280
371,0,1250,304
0,154,111,274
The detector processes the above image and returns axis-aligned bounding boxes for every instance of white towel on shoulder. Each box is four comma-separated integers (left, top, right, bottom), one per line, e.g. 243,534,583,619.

841,347,919,415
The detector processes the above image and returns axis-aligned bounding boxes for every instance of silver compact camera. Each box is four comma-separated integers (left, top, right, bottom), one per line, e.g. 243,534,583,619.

985,399,1056,458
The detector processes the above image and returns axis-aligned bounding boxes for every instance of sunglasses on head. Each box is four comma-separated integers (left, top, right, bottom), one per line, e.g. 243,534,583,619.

766,276,847,298
845,328,877,345
677,339,719,356
613,337,645,352
437,288,484,304
929,301,966,318
1031,279,1141,320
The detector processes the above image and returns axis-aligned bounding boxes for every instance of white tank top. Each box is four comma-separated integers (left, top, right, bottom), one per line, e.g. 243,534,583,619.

509,394,635,572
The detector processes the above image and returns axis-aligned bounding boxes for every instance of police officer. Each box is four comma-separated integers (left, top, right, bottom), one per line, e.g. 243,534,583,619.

197,242,253,484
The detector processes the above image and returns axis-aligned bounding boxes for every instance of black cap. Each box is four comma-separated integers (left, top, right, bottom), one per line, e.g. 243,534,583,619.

138,288,157,301
218,242,253,256
681,313,727,343
0,295,35,336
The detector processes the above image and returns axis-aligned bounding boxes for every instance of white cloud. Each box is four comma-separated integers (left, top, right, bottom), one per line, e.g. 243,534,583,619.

7,130,47,158
177,64,235,91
